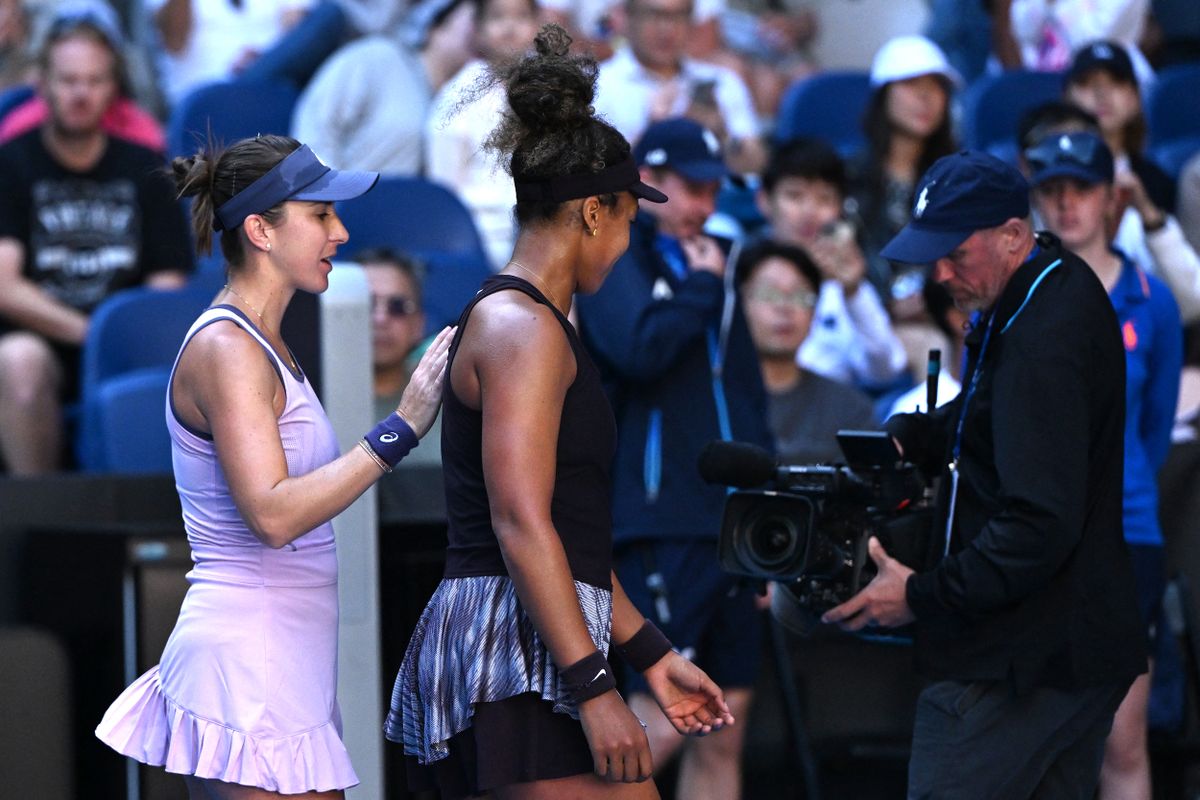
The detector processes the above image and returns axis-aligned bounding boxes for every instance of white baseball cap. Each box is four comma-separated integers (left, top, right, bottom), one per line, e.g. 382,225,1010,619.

870,35,963,89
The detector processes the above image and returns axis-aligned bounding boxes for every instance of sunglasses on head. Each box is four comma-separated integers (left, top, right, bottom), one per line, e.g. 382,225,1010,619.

1023,133,1102,175
371,293,418,318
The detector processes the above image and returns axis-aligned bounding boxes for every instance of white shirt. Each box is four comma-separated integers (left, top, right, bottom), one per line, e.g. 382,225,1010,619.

147,0,314,105
797,280,910,387
1114,207,1200,324
1009,0,1153,87
887,371,962,419
424,60,514,270
593,45,759,147
291,36,430,175
540,0,726,38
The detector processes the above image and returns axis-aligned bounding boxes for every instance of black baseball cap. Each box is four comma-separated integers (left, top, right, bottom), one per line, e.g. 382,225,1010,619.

633,118,728,182
1066,40,1137,87
1026,131,1114,187
880,150,1030,265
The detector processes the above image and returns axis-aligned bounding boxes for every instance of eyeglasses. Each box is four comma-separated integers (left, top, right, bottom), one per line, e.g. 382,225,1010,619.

371,293,418,318
1023,133,1104,176
745,286,818,310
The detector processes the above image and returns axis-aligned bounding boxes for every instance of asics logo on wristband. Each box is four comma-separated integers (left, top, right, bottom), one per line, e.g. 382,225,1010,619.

380,432,399,443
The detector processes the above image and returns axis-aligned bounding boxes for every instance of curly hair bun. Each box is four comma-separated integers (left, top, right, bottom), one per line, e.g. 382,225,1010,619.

505,24,598,136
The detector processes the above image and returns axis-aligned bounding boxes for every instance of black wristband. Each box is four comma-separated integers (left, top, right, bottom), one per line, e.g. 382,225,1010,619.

560,651,616,705
615,619,673,672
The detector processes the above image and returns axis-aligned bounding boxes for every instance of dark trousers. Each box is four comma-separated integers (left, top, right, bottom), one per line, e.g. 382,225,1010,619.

907,678,1131,800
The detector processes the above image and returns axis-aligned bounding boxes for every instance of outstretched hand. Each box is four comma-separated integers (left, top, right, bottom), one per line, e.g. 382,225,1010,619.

821,537,915,631
396,326,454,438
643,650,735,736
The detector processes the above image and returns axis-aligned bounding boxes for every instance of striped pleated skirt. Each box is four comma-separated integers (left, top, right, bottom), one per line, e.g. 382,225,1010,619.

385,575,613,795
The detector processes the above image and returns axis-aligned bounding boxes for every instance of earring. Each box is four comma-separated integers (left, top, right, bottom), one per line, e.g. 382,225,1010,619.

266,243,272,251
591,228,599,237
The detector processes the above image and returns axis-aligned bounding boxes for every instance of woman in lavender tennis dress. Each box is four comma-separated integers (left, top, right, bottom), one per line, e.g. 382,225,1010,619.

95,135,453,798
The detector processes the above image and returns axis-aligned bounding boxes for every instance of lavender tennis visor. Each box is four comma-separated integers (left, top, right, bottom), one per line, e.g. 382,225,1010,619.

213,145,380,231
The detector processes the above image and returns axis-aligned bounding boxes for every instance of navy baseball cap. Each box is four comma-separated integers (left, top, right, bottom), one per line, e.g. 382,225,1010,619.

1026,131,1114,187
633,118,728,182
1066,40,1137,87
880,150,1031,265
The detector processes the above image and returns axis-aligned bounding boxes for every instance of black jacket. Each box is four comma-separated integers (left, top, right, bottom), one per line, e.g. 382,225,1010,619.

887,234,1147,693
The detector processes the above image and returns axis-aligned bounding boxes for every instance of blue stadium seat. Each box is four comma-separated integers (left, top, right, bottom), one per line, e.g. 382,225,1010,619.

336,177,493,333
962,70,1065,158
166,79,299,159
775,71,872,155
77,284,212,471
1149,137,1200,182
93,367,174,473
1146,64,1200,152
0,84,34,124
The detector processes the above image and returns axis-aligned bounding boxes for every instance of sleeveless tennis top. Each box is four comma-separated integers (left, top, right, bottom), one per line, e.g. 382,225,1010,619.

440,275,618,590
167,305,341,563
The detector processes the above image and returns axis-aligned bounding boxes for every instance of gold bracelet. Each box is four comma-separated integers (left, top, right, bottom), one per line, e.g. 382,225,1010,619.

358,438,392,474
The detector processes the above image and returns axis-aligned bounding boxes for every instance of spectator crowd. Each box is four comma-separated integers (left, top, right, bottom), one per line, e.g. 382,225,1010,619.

0,0,1198,796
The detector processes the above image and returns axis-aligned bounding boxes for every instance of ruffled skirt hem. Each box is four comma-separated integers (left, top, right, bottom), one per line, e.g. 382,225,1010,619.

96,667,360,793
384,576,612,765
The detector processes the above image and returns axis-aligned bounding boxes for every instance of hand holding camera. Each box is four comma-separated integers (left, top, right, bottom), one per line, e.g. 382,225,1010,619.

809,219,866,297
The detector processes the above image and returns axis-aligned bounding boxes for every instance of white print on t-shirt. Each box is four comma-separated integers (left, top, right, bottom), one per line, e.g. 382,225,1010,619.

30,177,141,310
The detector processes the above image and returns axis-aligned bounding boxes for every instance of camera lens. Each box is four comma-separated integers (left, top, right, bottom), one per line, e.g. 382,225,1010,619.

742,514,800,570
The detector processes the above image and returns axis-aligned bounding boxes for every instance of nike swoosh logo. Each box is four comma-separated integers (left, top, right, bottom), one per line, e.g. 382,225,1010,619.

590,668,607,683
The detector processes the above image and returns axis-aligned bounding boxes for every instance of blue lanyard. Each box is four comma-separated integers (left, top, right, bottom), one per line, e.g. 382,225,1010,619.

943,248,1060,556
951,312,996,466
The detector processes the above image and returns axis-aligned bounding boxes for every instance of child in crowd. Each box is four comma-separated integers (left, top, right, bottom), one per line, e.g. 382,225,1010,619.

756,137,909,390
1027,130,1182,800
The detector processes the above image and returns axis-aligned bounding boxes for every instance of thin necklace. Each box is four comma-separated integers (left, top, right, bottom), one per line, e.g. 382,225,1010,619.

508,260,564,311
223,284,297,371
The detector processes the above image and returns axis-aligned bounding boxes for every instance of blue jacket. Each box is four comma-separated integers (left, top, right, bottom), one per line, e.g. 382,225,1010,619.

1111,252,1182,547
576,212,772,543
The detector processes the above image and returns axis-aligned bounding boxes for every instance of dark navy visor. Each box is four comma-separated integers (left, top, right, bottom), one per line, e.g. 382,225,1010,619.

214,145,379,231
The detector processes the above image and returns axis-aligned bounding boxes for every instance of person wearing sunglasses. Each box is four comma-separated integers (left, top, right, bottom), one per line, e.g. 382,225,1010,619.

736,238,877,465
824,149,1147,800
356,248,443,467
1027,130,1182,800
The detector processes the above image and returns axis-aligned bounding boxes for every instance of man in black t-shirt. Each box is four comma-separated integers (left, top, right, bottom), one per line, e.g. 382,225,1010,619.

0,13,192,474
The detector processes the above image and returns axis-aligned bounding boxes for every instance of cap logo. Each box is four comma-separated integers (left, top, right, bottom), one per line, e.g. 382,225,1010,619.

915,182,934,218
1093,43,1113,59
702,129,721,156
645,148,668,166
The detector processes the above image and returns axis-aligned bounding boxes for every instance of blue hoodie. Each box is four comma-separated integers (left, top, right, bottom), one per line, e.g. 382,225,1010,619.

576,212,772,544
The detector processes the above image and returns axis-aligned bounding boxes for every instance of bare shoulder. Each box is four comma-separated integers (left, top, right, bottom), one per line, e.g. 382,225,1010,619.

468,290,574,368
175,318,280,408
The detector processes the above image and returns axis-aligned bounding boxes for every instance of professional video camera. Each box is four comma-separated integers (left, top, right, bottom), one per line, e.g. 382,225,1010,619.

699,431,940,637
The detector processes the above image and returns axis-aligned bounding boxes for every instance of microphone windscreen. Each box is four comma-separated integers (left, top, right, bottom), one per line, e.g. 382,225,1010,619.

697,440,777,488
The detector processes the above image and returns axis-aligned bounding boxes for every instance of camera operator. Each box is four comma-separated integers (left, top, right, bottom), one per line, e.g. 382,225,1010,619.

822,150,1147,800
